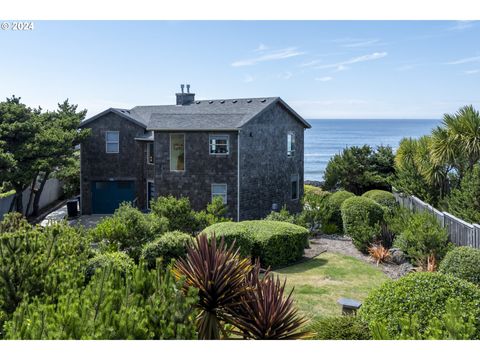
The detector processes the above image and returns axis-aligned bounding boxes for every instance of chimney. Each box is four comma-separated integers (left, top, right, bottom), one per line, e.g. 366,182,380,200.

176,84,195,105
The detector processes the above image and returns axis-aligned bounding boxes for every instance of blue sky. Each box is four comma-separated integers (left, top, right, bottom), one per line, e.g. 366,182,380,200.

1,20,479,119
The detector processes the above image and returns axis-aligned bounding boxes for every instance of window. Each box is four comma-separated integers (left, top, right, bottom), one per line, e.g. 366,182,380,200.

209,135,229,155
170,134,185,171
291,175,299,200
211,183,227,204
287,132,295,157
147,142,154,164
106,131,119,153
147,181,155,209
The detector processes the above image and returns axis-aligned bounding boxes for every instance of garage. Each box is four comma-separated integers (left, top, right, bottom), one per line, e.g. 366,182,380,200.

91,181,135,214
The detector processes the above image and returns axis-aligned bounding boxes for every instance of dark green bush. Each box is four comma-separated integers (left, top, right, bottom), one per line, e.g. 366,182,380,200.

264,206,296,224
394,211,450,268
150,195,199,234
140,231,193,269
439,246,480,285
341,196,384,253
323,190,355,233
194,196,232,229
203,220,309,268
91,203,168,261
362,189,397,210
446,164,480,224
85,251,134,280
359,272,480,339
309,316,371,340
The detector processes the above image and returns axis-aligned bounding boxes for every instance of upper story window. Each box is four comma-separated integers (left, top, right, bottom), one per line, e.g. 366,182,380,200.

287,132,295,157
212,183,227,204
106,131,119,153
170,134,185,171
291,174,299,200
209,135,229,155
147,142,154,164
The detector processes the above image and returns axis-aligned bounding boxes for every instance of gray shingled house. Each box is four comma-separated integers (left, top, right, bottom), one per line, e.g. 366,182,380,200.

79,86,311,220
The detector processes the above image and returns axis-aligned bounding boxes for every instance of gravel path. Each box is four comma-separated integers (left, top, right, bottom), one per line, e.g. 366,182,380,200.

306,235,409,279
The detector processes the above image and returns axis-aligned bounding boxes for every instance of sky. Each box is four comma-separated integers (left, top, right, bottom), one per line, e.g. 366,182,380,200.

1,20,479,119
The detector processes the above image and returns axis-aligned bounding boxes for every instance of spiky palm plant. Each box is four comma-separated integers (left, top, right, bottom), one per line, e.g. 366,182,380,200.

172,233,252,340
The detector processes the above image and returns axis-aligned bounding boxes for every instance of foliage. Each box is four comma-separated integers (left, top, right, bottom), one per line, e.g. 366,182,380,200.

0,189,15,199
140,231,193,269
173,234,252,340
265,206,296,224
54,150,80,198
393,211,450,269
323,190,355,234
150,195,199,234
446,164,480,223
309,316,371,340
203,220,309,268
4,264,199,339
360,272,480,339
298,186,331,234
439,246,480,286
341,196,384,253
362,189,397,210
91,203,168,261
195,196,231,229
368,245,391,265
323,145,394,195
85,251,134,280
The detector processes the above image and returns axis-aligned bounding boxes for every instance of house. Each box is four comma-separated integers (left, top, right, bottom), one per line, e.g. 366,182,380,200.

79,85,311,220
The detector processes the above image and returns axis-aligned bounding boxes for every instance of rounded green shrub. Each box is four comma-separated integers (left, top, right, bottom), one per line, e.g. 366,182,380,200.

359,272,480,338
85,251,134,280
341,196,384,253
362,190,397,210
323,190,355,233
309,316,371,340
439,246,480,285
140,231,193,269
203,220,309,268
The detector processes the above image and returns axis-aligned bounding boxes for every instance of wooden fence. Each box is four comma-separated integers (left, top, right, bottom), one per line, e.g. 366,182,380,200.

392,190,480,249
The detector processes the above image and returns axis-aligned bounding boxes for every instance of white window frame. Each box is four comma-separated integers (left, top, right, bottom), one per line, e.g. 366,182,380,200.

147,142,154,165
287,132,295,157
169,133,185,172
105,131,119,154
209,134,230,155
211,183,227,204
146,180,155,210
291,174,299,201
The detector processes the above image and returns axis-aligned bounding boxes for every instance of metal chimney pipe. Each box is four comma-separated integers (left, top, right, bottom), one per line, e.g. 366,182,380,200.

186,84,190,94
180,84,185,93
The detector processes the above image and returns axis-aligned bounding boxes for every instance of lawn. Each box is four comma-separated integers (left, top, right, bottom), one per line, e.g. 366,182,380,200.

274,251,388,321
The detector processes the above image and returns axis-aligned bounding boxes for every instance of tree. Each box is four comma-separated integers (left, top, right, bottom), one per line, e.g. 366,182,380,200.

446,165,480,223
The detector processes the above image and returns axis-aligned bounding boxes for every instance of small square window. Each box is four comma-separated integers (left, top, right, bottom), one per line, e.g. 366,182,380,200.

106,131,119,153
287,132,295,157
209,135,229,155
147,142,154,164
211,183,227,204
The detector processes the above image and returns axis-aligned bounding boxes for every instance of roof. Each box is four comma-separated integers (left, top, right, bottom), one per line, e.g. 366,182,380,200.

79,97,311,130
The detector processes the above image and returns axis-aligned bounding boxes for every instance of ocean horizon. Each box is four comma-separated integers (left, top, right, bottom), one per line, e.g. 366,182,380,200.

304,118,440,182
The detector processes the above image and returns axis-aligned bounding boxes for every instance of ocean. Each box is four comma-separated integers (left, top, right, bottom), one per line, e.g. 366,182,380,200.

304,119,440,182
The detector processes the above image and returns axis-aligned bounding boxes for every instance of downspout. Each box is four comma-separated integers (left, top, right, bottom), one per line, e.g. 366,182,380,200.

237,130,240,222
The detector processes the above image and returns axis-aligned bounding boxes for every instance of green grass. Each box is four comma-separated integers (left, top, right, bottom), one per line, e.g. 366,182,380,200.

274,252,388,321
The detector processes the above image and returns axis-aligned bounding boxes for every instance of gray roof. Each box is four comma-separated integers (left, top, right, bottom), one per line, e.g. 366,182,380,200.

79,97,311,130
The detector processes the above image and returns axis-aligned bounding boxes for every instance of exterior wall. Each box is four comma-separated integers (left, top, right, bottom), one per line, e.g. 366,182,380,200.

239,102,305,220
80,112,147,214
153,131,238,219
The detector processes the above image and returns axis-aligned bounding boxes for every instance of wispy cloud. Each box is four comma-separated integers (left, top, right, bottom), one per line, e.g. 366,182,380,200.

333,38,382,48
243,74,255,83
465,69,480,75
254,43,268,52
314,52,388,71
446,56,480,65
278,71,293,80
315,76,333,82
231,47,305,67
448,21,475,31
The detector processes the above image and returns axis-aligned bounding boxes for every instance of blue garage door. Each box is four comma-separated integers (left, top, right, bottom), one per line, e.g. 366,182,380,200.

91,181,135,214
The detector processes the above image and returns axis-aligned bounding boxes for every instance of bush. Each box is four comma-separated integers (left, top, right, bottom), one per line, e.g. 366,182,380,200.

140,231,193,269
203,220,309,268
309,316,371,340
362,189,397,210
446,164,480,224
194,196,232,229
299,187,331,234
394,211,450,269
341,196,384,253
85,251,134,280
150,195,199,234
264,206,295,224
91,203,168,261
359,272,480,339
323,190,355,233
439,246,480,285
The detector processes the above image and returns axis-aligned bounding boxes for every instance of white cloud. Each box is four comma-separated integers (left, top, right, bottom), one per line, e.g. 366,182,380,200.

254,43,268,52
314,52,388,70
334,38,381,48
465,69,480,74
278,71,293,80
315,76,333,82
446,56,480,65
243,74,255,83
448,21,475,31
231,47,305,67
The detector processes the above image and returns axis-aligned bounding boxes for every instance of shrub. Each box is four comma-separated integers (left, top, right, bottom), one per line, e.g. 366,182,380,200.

194,196,232,229
341,196,384,253
360,272,480,339
140,231,193,269
446,165,480,224
85,251,134,280
299,187,331,234
309,316,371,340
264,206,295,224
394,211,450,269
203,220,309,268
439,246,480,285
91,203,168,261
323,190,355,233
150,195,198,234
362,189,397,210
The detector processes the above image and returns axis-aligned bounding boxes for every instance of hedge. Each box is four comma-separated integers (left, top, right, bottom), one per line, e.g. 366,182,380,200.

439,246,480,286
362,190,397,210
202,220,309,268
140,231,193,269
324,190,355,233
